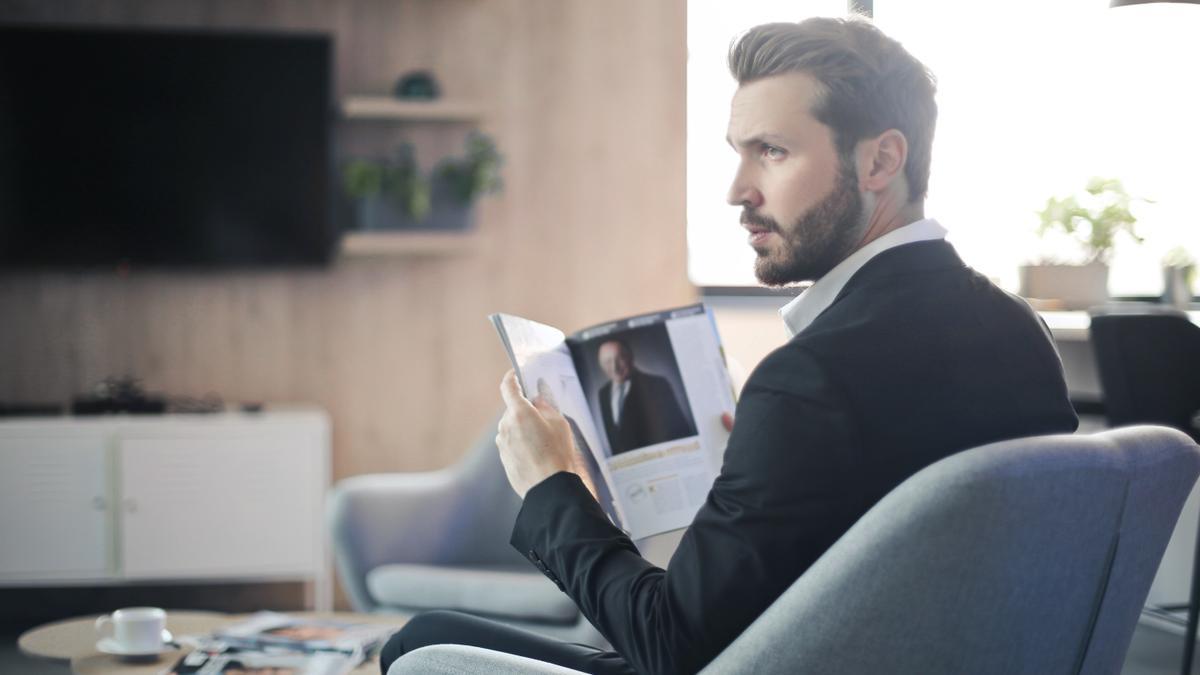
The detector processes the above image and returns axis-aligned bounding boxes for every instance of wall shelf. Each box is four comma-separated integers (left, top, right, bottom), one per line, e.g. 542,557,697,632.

340,96,483,122
339,231,476,257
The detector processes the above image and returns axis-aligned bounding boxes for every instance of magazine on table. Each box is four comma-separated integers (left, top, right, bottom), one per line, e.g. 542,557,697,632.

167,640,356,675
168,612,395,675
211,611,392,655
489,303,736,540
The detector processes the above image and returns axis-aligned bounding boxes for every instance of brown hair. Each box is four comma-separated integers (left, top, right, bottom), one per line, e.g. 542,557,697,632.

728,16,937,202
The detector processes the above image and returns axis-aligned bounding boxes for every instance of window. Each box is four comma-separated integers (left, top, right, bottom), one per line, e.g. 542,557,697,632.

687,0,1200,296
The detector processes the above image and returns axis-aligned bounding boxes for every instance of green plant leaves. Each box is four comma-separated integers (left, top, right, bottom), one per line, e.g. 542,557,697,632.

1034,177,1148,264
437,132,504,206
340,133,504,220
342,160,383,199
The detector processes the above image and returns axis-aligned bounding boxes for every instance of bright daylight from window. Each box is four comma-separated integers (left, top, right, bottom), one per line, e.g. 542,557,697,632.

687,0,1200,296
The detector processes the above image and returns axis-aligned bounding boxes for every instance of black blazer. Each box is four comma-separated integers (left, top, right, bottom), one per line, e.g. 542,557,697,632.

599,370,693,455
512,240,1078,674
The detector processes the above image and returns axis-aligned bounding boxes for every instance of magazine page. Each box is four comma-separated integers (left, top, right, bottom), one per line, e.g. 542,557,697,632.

567,304,735,540
489,313,626,529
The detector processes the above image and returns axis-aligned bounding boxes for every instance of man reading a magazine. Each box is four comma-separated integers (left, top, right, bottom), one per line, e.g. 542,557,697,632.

381,15,1077,675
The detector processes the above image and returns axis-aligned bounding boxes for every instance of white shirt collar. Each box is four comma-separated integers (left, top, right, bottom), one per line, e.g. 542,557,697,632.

610,379,631,424
779,218,948,338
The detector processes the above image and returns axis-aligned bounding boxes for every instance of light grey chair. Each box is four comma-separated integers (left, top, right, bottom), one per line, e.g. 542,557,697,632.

390,426,1200,675
327,417,605,645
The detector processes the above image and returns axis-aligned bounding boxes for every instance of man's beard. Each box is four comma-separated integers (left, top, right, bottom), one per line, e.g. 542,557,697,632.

744,155,867,286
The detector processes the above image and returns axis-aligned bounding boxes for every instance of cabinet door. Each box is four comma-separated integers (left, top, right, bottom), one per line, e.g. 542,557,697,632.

117,433,320,579
0,436,111,580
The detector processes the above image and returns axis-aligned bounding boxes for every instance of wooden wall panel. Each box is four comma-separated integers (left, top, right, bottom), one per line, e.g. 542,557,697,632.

0,0,694,481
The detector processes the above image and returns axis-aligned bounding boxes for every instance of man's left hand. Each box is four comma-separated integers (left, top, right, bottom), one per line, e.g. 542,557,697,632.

497,370,576,498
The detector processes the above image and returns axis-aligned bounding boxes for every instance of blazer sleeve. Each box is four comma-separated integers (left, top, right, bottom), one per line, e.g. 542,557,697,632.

511,345,861,674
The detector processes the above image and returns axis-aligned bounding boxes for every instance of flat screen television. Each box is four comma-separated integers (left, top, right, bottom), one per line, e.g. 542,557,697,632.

0,25,335,268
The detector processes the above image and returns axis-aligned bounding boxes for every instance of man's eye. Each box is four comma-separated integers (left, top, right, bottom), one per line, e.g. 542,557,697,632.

761,144,786,160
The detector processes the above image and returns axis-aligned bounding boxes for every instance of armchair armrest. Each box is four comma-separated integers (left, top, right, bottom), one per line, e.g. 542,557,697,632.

389,645,588,675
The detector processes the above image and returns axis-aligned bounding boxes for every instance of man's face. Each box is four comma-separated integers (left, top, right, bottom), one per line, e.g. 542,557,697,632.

726,71,868,285
598,342,633,384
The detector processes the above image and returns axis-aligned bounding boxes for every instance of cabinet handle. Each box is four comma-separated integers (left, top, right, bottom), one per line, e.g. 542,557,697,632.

92,496,107,511
123,498,138,514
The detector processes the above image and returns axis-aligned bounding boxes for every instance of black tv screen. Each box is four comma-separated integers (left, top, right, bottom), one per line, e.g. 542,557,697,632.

0,25,335,268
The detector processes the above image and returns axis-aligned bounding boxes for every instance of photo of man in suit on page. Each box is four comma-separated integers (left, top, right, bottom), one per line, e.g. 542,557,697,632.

591,329,696,456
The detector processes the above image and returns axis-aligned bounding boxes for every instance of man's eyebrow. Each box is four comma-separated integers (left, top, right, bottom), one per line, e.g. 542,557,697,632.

726,133,791,150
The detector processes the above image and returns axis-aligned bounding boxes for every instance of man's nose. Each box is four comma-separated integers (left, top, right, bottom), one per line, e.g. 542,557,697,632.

727,167,762,209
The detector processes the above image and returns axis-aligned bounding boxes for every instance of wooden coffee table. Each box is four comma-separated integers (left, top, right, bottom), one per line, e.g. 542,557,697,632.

18,610,406,675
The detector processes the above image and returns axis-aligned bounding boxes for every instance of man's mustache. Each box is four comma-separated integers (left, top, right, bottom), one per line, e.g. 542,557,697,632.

740,209,779,231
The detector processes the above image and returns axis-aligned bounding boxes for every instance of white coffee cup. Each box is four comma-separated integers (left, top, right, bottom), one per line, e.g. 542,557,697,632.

95,607,167,652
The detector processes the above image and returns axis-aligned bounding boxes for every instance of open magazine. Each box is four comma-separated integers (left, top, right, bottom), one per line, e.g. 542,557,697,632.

490,304,736,540
168,612,394,675
168,643,355,675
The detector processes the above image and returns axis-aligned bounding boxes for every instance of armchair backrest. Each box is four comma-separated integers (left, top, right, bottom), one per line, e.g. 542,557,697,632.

444,420,529,566
702,427,1200,675
328,414,526,611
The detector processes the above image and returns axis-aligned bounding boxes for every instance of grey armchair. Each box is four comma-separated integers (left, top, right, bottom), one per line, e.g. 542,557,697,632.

327,417,604,645
390,426,1200,675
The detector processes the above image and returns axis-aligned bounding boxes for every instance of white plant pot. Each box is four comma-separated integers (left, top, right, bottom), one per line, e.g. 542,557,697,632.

1163,265,1195,309
1019,262,1109,310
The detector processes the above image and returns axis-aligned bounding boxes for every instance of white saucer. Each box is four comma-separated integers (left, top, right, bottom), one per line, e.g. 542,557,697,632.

96,629,175,657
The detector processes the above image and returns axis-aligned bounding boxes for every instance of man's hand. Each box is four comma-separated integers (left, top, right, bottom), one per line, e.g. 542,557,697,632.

721,412,735,433
496,370,577,498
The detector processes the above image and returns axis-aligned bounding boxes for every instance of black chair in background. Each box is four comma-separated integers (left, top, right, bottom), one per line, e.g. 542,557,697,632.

1089,308,1200,675
1091,309,1200,439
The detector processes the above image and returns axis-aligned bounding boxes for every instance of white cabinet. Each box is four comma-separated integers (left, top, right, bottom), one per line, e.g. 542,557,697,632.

0,409,332,610
0,435,110,579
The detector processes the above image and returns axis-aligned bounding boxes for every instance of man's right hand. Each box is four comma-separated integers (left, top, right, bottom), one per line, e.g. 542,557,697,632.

721,412,734,433
496,370,576,499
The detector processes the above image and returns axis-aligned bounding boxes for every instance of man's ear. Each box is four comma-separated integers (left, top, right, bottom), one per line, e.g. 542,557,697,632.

857,129,908,194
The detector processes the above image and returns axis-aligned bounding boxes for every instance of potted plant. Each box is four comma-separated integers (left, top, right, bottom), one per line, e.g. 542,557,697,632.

341,133,503,232
1020,177,1147,309
427,132,504,231
341,143,431,231
437,132,503,203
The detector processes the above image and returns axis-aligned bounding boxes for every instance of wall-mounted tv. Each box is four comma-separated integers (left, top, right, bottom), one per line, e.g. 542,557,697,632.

0,25,335,268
